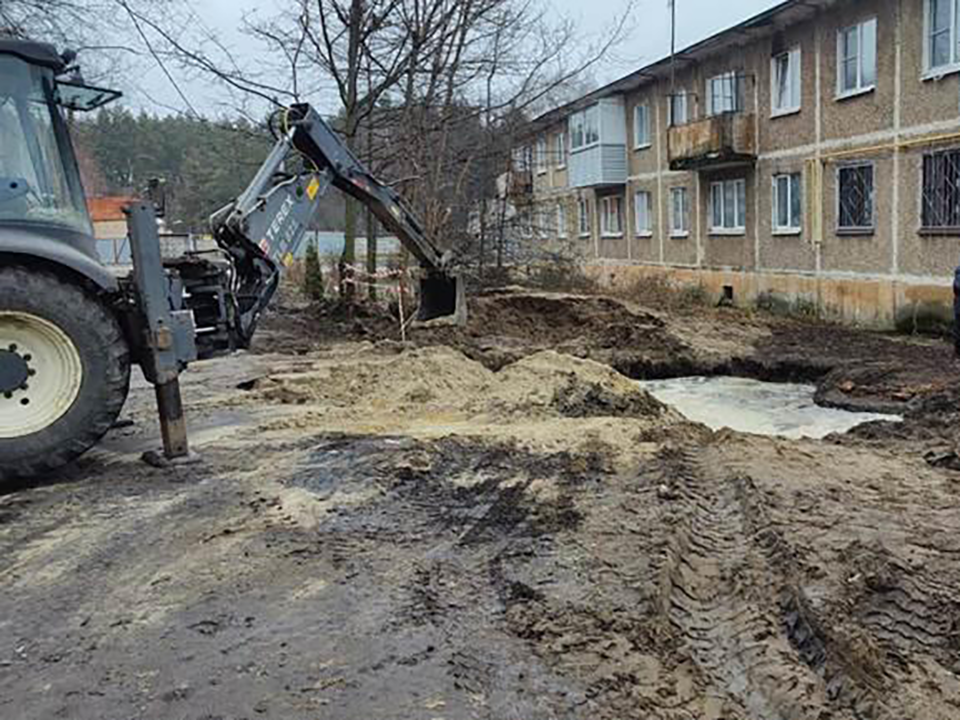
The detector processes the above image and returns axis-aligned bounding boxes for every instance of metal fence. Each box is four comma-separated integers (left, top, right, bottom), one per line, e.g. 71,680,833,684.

96,234,216,267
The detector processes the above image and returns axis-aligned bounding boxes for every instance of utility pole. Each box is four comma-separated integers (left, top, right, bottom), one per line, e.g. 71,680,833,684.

365,51,377,301
670,0,677,109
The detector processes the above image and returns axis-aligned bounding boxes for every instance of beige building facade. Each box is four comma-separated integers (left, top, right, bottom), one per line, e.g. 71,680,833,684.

514,0,960,327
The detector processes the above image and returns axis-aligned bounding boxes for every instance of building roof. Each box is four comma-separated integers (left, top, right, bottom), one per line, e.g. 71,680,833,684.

87,196,137,223
526,0,840,134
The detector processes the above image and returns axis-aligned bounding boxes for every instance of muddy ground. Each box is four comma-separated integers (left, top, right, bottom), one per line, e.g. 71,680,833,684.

2,288,960,719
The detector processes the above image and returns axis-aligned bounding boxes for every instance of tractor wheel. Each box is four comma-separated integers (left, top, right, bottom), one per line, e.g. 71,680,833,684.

0,266,130,481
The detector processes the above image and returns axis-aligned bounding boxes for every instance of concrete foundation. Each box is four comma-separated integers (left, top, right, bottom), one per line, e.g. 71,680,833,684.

585,261,954,330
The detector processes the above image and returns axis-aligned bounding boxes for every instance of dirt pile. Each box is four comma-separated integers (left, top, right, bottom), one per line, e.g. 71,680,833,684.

255,289,716,377
252,295,399,354
255,345,492,409
250,346,673,423
436,291,699,375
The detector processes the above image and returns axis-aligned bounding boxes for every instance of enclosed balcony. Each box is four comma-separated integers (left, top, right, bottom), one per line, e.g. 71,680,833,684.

668,112,756,171
568,98,628,188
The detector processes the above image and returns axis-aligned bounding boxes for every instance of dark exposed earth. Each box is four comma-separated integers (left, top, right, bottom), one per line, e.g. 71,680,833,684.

2,287,960,719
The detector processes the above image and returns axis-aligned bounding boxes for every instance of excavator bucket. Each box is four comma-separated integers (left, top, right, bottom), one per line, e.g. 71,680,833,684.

417,272,467,325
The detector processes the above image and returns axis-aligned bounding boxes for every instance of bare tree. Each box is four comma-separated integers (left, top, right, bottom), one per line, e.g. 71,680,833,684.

0,0,199,100
373,0,633,276
146,0,633,292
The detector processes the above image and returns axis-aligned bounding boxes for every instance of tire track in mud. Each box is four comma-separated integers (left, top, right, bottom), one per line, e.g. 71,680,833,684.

654,447,829,719
284,436,960,718
839,540,960,665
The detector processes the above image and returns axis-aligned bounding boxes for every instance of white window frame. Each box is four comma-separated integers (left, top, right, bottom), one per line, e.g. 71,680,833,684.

570,106,600,151
924,0,960,78
520,211,533,239
709,179,747,235
836,163,875,233
633,104,651,150
836,18,877,99
600,195,624,238
536,206,550,238
707,71,741,116
512,146,530,172
536,135,548,175
556,202,567,238
771,47,801,117
578,197,591,237
634,191,652,237
669,187,689,237
569,113,584,150
555,131,567,169
772,172,803,235
668,89,689,127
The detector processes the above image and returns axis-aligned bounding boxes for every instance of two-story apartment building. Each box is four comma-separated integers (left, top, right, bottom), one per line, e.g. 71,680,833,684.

513,0,960,327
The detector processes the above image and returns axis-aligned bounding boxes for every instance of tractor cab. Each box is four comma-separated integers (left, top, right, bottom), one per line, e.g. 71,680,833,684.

0,40,119,243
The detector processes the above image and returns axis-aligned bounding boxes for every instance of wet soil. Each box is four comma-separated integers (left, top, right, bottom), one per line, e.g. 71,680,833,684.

263,288,960,442
2,288,960,719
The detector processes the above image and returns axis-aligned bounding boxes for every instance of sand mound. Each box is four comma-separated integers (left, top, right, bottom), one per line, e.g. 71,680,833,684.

251,346,668,420
255,345,494,409
480,351,668,418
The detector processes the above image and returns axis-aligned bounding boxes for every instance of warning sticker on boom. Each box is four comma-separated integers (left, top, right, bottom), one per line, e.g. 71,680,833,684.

306,177,321,200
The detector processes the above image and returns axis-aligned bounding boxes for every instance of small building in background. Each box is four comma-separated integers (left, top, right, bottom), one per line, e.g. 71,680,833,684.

87,195,136,265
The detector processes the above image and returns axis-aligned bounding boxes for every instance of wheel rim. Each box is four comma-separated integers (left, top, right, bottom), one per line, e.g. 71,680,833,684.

0,311,83,439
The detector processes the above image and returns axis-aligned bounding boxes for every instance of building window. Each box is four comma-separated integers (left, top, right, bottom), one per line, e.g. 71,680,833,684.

578,197,590,236
570,105,600,150
837,18,877,96
838,164,874,231
668,90,689,126
556,203,567,238
555,132,567,169
520,211,533,238
922,149,960,231
710,179,747,233
537,206,550,238
536,135,548,174
634,191,652,236
600,196,624,237
512,145,531,172
771,47,801,116
926,0,960,73
633,104,650,149
670,187,689,236
772,173,802,233
707,71,741,116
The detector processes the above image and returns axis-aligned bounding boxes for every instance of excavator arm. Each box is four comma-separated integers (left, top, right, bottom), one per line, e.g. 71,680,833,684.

191,103,463,355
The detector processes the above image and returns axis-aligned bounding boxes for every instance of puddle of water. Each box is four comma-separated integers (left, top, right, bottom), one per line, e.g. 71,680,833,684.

637,376,902,440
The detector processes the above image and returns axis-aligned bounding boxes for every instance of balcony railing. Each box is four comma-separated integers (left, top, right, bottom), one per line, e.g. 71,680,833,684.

506,168,534,204
667,113,757,171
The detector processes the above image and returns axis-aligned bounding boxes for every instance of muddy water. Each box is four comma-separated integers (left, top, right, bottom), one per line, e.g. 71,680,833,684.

637,375,901,439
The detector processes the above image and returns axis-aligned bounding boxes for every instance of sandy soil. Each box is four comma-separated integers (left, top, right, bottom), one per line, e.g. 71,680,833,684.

1,289,959,719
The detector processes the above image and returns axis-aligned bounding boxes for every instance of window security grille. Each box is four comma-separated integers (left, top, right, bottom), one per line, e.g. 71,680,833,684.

922,150,960,230
838,164,874,230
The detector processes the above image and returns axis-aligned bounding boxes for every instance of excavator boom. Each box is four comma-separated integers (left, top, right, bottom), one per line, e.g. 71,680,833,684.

196,103,464,354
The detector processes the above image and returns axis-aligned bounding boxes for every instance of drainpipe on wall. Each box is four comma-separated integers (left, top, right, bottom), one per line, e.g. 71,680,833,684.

892,0,903,325
813,16,824,318
954,262,960,357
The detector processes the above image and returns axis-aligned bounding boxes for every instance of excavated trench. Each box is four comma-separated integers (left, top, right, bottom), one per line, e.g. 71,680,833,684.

637,376,902,439
263,288,957,443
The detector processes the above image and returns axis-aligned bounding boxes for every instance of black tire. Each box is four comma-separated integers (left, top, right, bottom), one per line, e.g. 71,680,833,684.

0,265,130,480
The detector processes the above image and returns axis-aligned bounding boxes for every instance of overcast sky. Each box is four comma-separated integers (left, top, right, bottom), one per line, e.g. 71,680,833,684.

130,0,783,116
